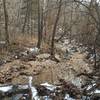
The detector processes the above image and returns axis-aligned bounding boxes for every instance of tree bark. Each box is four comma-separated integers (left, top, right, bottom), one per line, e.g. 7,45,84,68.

22,0,29,34
50,0,62,57
3,0,9,46
37,0,42,49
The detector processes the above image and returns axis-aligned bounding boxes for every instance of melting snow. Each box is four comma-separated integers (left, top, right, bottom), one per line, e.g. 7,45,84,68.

87,83,96,90
94,90,100,93
64,94,75,100
0,86,12,92
27,47,39,53
43,96,52,100
71,78,82,88
28,76,39,100
31,86,39,100
41,82,57,91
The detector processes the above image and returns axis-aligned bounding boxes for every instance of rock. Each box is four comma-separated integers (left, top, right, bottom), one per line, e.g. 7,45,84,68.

50,56,60,63
55,54,61,61
37,53,50,60
20,54,36,62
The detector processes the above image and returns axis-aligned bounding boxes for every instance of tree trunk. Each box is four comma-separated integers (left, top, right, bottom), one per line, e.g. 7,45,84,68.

22,0,29,34
50,0,62,57
56,2,67,42
93,42,96,68
37,0,42,49
69,2,73,43
3,0,9,46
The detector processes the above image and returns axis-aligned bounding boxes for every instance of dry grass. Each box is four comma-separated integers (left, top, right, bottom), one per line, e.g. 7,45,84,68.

11,35,50,49
0,34,50,58
11,35,37,47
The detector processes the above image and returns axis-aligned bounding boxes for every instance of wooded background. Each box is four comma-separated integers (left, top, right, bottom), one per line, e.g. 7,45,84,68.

0,0,100,50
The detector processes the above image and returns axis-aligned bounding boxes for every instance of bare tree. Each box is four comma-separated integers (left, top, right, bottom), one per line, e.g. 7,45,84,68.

50,0,62,57
22,0,29,34
69,1,73,43
74,0,100,68
22,0,33,34
37,0,43,48
2,0,9,46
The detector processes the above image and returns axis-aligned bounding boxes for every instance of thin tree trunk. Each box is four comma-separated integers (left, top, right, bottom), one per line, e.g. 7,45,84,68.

3,0,9,46
56,28,67,42
56,2,67,42
50,0,62,56
22,0,29,34
93,41,96,68
40,8,43,39
30,2,33,38
69,2,73,43
93,28,100,69
37,0,42,49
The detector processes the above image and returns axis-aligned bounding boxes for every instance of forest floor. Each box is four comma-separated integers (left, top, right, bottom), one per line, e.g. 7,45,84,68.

0,38,100,99
0,38,93,86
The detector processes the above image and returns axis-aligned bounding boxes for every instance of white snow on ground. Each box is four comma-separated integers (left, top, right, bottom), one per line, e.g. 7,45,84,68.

64,94,75,100
26,47,39,55
41,82,57,91
87,83,96,90
28,76,39,100
0,86,12,92
31,86,40,100
71,78,82,88
0,41,6,44
43,96,52,100
94,90,100,93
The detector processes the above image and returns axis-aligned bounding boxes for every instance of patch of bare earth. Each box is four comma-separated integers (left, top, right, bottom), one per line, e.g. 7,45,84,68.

0,51,92,86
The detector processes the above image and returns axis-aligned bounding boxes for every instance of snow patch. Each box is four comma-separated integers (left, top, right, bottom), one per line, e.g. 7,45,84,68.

64,94,75,100
94,90,100,93
40,82,57,91
0,86,12,92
